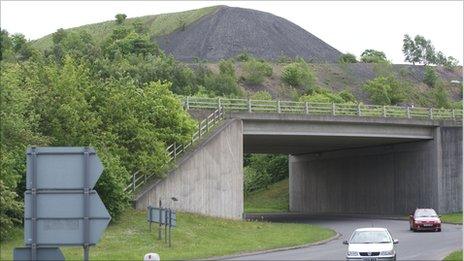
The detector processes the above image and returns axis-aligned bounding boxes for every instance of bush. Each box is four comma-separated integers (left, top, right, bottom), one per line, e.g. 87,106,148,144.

281,59,315,92
218,59,235,77
431,83,451,108
243,58,272,85
236,52,251,62
244,167,272,195
339,53,357,63
362,76,409,105
361,49,389,63
244,154,288,195
299,89,356,104
204,73,241,97
250,90,272,100
423,66,438,87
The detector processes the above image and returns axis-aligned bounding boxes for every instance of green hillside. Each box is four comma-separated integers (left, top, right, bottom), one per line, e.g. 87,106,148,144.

245,179,289,213
32,5,220,50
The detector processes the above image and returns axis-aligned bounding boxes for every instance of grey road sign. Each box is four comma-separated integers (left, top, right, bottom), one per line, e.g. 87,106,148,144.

148,207,167,224
17,146,110,261
26,147,103,189
13,247,64,261
147,207,176,227
24,191,110,245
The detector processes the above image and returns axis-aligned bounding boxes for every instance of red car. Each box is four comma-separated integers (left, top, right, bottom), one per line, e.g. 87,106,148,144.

409,208,441,232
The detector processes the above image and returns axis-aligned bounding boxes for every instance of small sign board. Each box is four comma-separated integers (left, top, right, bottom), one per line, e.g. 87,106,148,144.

147,207,176,227
147,207,167,224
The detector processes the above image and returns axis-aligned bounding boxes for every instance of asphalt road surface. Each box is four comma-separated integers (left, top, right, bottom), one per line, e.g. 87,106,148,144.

229,215,462,260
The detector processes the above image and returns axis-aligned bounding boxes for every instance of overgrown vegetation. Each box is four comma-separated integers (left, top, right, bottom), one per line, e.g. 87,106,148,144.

362,76,410,105
281,58,316,92
1,18,199,239
244,154,288,195
299,89,356,104
361,49,389,63
339,53,357,63
243,58,273,85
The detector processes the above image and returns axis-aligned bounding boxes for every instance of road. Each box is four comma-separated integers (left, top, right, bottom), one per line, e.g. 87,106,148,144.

229,215,462,260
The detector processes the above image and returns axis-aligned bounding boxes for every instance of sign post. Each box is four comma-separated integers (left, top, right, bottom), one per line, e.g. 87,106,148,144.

14,147,111,261
147,206,176,247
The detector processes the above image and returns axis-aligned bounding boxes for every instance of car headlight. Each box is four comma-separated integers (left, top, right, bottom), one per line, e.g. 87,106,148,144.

380,250,395,255
347,251,359,256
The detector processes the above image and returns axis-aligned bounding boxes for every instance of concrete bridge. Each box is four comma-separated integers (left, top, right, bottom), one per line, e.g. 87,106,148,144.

134,98,462,219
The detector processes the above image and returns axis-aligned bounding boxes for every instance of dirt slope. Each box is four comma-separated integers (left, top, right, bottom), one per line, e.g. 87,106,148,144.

157,6,342,62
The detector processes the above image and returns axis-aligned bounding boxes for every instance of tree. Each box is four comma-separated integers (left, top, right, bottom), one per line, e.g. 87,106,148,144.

115,13,127,25
362,76,409,105
360,49,388,63
339,53,357,63
403,34,460,69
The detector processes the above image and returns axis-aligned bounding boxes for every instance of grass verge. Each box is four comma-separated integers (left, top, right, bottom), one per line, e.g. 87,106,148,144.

444,250,463,261
245,179,289,213
1,208,334,260
441,212,462,224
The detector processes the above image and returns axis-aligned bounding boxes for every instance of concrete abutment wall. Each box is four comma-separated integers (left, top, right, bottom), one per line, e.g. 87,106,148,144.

289,126,462,215
135,119,244,219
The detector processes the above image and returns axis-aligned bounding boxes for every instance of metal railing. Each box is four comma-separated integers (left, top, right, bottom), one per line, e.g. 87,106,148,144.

126,96,462,193
125,106,226,193
183,96,463,121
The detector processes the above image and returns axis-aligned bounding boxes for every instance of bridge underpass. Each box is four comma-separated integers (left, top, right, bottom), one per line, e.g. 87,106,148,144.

135,112,462,219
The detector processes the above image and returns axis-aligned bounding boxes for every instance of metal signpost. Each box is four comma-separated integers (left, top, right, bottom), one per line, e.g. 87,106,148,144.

14,147,111,261
147,205,176,247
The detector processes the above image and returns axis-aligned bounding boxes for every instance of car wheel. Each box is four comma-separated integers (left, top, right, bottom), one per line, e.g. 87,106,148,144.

437,228,441,232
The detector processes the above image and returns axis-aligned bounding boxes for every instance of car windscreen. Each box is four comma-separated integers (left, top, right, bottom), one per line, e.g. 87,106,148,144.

415,209,438,218
349,231,391,244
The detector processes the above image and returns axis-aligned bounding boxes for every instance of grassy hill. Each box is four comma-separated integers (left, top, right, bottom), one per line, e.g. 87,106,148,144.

245,179,289,213
32,6,220,50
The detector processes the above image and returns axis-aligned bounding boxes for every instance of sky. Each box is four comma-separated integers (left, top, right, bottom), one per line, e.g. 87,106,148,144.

1,1,463,64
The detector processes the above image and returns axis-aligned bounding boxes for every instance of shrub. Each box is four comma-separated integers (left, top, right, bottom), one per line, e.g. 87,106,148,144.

299,89,356,104
204,73,241,97
244,154,288,194
431,83,451,108
423,65,438,87
362,76,409,105
339,53,357,63
236,52,251,62
218,59,235,77
361,49,388,63
281,59,315,92
243,58,273,85
250,90,272,100
244,167,272,195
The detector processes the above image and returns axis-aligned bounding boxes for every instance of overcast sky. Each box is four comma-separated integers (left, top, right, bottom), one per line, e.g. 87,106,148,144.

1,1,463,64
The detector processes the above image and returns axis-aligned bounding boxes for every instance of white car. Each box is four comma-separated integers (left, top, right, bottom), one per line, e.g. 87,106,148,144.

343,227,398,261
